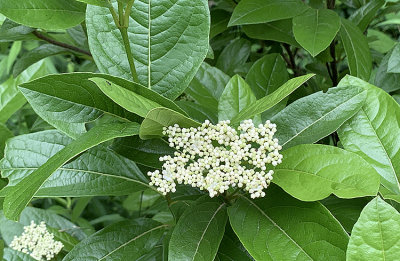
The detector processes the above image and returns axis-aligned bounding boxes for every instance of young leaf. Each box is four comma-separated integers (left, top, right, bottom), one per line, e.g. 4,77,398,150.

230,74,315,126
0,124,12,158
293,9,341,57
346,197,400,261
228,186,349,261
339,18,372,80
229,0,309,26
216,38,251,76
0,130,151,197
218,75,259,122
273,144,380,201
0,0,86,30
64,219,166,260
139,107,201,139
337,76,400,196
169,197,227,261
272,85,367,149
86,0,210,99
3,122,140,221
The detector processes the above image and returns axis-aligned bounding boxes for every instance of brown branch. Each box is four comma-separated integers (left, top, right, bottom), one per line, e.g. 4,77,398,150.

33,31,92,57
283,43,298,76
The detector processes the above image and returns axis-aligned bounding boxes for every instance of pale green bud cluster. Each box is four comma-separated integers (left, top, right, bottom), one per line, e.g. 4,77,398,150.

10,221,64,261
148,119,283,198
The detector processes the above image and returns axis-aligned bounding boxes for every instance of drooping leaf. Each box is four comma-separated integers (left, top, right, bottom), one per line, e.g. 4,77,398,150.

86,0,210,99
231,74,315,126
273,144,380,201
271,84,367,149
339,18,372,80
3,122,140,221
293,9,341,57
64,218,166,260
169,197,227,261
337,76,400,196
0,0,86,30
0,124,12,158
139,107,201,139
350,0,385,32
229,0,309,26
346,197,400,261
228,186,349,261
216,38,251,76
0,130,150,197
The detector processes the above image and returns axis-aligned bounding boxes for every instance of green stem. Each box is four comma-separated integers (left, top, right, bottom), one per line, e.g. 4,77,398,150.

120,26,139,82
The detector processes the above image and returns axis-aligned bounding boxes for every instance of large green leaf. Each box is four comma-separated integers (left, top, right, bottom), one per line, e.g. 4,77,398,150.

216,38,251,76
218,75,258,122
0,19,35,43
293,9,341,57
228,186,349,261
0,0,86,30
273,144,380,201
169,197,227,261
0,124,12,159
139,107,201,139
337,76,400,195
86,0,210,99
2,248,35,261
2,122,140,221
347,197,400,261
231,74,314,126
339,18,372,80
349,0,385,32
0,130,150,197
229,0,309,26
64,218,166,260
215,225,252,261
271,85,367,149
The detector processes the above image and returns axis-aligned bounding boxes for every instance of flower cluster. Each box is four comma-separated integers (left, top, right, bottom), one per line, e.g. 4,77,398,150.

10,221,64,261
148,119,283,198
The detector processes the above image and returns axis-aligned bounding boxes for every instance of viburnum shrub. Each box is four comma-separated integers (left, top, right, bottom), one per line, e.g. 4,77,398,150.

0,0,399,260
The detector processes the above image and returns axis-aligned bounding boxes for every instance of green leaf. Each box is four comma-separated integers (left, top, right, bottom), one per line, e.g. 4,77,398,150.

347,197,400,261
215,225,252,261
210,10,230,39
13,44,67,77
0,19,35,43
19,73,148,138
272,84,367,149
64,218,166,260
2,248,35,261
76,0,109,7
177,101,218,124
228,186,349,261
218,75,259,122
375,45,400,92
0,130,150,197
273,144,380,201
368,29,397,54
216,38,251,76
0,124,12,159
229,0,309,26
243,20,300,47
388,43,400,73
0,240,3,260
350,0,385,32
86,0,210,99
337,76,400,196
0,0,86,30
293,9,341,57
231,74,315,126
169,197,227,261
3,122,140,221
139,107,201,139
339,18,372,80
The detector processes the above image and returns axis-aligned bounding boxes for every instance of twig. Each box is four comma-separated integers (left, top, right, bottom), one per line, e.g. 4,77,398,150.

32,31,92,57
283,43,298,76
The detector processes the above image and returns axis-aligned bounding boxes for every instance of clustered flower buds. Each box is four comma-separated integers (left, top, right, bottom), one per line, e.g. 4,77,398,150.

148,119,283,198
10,221,64,261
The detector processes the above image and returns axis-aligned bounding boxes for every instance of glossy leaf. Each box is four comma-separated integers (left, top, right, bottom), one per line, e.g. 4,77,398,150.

347,197,400,261
229,0,309,26
64,219,166,260
339,18,372,80
169,197,227,261
0,124,12,158
0,130,150,197
293,9,341,57
216,39,251,76
3,122,140,221
228,186,349,261
86,0,210,99
350,0,385,32
272,85,367,149
0,0,86,30
338,76,400,195
231,74,314,126
215,225,252,261
273,144,380,201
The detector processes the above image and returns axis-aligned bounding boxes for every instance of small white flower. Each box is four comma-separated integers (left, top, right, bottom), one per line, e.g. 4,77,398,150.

10,221,64,261
148,119,283,198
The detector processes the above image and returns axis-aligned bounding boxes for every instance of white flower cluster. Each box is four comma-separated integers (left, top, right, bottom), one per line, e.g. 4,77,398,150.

148,119,283,198
10,221,64,261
